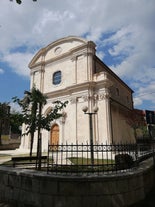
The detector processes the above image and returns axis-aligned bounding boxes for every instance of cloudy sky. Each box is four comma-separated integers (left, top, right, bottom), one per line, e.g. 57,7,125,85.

0,0,155,110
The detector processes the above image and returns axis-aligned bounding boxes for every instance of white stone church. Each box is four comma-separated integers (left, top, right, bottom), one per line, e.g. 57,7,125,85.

20,36,135,152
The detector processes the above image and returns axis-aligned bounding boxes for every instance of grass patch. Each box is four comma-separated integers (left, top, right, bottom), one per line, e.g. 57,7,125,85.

68,157,115,165
48,157,116,173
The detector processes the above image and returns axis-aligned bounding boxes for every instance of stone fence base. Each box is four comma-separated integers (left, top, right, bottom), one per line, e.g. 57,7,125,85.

0,158,154,207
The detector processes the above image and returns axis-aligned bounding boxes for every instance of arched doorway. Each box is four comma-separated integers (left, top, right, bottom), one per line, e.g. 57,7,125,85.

50,124,59,145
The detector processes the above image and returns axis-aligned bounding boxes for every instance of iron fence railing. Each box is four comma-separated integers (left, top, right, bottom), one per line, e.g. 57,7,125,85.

47,142,155,175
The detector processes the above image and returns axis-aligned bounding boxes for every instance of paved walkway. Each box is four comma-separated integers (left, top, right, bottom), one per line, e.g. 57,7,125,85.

0,149,30,156
0,149,30,164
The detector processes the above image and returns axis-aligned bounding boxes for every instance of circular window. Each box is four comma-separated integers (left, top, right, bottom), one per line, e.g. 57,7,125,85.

53,71,61,85
54,47,62,55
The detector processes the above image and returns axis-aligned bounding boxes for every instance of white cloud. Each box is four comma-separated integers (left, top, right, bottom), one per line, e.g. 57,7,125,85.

0,0,155,108
133,97,143,108
33,10,75,34
133,82,155,108
0,68,4,74
2,52,33,77
96,51,105,60
9,102,22,113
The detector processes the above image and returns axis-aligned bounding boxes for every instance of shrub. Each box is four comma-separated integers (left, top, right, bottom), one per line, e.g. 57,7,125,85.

115,153,134,170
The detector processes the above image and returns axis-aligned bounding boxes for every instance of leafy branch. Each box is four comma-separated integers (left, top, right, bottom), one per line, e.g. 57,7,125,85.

10,0,37,4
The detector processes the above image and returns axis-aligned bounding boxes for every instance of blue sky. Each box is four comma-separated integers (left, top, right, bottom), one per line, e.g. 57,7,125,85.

0,0,155,111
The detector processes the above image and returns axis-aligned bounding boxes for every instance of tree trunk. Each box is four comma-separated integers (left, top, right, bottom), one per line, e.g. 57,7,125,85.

36,103,42,170
29,133,34,157
0,134,2,146
30,103,38,158
0,121,2,145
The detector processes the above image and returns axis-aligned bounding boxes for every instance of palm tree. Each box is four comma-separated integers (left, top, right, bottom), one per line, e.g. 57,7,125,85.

13,87,46,157
13,86,68,170
22,87,47,158
31,88,47,170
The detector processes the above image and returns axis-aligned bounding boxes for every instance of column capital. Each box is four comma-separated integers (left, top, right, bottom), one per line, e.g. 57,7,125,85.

70,97,77,104
99,89,110,100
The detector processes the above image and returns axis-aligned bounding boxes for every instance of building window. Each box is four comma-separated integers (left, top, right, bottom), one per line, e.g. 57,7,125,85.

116,88,119,96
53,71,61,85
127,96,129,103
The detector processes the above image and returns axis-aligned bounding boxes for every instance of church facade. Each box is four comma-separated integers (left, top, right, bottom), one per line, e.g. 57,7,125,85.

20,36,135,152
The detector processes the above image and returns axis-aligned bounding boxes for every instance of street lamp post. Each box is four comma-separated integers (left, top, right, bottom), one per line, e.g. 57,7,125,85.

82,106,98,165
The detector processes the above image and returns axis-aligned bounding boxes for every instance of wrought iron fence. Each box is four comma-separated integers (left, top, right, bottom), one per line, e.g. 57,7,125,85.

47,141,155,175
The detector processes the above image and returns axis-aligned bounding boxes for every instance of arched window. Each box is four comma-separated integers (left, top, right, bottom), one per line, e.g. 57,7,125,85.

53,71,61,85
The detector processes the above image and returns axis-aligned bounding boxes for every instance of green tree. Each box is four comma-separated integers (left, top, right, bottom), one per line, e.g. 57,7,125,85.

23,87,47,169
13,86,68,169
0,103,10,145
10,111,23,135
125,109,146,140
10,0,37,4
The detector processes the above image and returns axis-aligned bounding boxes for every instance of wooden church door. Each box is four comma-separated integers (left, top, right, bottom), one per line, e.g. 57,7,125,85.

50,124,59,145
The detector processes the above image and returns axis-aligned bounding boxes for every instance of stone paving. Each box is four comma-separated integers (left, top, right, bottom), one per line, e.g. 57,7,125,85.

0,149,34,163
0,149,23,164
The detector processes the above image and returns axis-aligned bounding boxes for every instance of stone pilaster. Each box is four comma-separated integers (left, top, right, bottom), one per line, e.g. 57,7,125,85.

99,88,112,143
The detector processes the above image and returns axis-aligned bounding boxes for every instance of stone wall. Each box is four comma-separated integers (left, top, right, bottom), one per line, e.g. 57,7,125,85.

0,158,154,207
